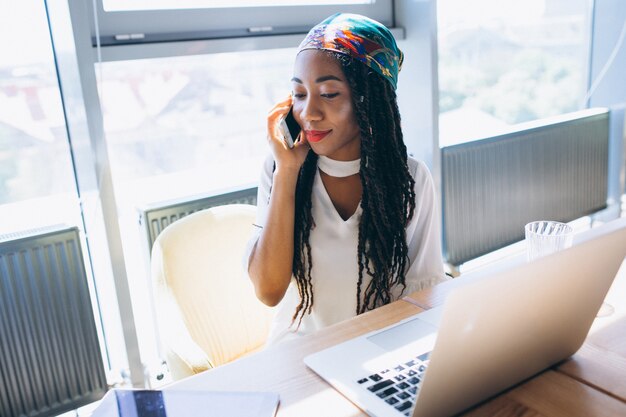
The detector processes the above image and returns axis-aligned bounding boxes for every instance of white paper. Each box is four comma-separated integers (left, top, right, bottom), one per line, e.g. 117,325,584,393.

91,389,279,417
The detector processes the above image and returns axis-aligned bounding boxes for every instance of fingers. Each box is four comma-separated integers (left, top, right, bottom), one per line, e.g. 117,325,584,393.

267,95,293,145
292,135,310,162
294,133,309,149
267,96,291,125
268,95,292,118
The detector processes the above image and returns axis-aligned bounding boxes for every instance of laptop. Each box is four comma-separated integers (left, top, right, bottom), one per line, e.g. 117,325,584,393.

304,220,626,417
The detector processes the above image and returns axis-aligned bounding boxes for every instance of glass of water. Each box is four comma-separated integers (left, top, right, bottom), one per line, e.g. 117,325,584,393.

524,220,614,317
524,220,574,262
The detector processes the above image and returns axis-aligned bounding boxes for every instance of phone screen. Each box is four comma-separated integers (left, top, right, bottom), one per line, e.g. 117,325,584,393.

285,108,301,140
281,107,301,148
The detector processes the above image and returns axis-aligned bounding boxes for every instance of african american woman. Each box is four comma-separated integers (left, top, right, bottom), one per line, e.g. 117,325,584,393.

245,13,448,345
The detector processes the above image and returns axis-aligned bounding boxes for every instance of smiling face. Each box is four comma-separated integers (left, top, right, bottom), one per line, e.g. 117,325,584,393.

291,50,361,161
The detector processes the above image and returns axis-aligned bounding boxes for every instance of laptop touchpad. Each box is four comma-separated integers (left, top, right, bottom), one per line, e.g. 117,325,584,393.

367,318,437,352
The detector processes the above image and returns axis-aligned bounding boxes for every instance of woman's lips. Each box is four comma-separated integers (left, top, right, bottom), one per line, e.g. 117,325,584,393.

305,129,332,143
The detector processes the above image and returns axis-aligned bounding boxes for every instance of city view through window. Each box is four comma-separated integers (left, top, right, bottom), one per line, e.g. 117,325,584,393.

438,0,588,145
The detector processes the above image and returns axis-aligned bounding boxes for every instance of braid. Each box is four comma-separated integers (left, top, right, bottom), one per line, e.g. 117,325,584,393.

289,51,416,326
291,151,317,326
334,52,416,314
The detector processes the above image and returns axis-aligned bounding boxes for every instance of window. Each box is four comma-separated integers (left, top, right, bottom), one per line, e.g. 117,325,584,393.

0,1,80,233
437,0,590,145
0,0,119,382
98,48,294,197
104,0,373,12
96,47,295,374
92,0,392,45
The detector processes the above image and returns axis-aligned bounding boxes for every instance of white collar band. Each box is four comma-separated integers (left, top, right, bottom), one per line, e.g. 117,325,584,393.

317,155,361,177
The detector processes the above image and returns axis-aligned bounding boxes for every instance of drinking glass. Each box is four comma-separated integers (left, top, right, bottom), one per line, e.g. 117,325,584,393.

524,220,574,262
525,220,614,317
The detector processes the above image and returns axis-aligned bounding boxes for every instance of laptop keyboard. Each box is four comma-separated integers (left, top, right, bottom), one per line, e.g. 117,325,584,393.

355,352,431,416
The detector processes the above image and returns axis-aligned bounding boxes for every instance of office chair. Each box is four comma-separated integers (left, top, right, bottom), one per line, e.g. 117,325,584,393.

151,204,274,380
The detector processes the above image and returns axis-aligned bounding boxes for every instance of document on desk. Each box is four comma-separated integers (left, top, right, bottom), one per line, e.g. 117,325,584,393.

91,389,279,417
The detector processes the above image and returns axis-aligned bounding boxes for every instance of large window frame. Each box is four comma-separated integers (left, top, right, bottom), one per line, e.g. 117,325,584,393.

91,0,394,46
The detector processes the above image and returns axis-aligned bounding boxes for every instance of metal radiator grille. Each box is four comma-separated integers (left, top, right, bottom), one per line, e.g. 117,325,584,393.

0,226,107,417
442,108,610,266
138,186,257,254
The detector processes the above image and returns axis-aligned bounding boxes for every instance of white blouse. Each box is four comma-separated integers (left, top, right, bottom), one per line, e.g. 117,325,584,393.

245,155,447,345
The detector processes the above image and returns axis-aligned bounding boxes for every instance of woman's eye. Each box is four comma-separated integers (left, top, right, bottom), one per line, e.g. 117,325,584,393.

292,93,306,99
321,93,340,99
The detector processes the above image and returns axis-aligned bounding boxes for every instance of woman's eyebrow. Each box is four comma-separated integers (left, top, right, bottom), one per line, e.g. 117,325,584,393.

291,75,343,84
315,75,342,83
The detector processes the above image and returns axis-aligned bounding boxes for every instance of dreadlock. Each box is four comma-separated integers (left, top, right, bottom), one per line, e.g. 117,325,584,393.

290,51,416,326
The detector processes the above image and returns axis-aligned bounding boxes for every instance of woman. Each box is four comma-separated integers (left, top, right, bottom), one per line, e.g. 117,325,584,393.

246,13,446,345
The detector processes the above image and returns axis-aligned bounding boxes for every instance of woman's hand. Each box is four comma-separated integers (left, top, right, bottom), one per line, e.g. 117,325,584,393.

248,96,310,306
267,96,310,173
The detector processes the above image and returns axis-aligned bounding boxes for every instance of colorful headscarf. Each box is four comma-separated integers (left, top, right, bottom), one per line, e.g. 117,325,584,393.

298,13,403,89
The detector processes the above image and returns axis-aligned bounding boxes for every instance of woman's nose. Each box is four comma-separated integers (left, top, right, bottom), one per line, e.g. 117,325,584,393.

300,98,323,123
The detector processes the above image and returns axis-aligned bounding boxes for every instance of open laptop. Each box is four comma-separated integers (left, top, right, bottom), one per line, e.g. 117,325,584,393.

304,220,626,417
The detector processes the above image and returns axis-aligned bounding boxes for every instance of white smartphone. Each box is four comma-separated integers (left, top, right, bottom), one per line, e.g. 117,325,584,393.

279,107,302,148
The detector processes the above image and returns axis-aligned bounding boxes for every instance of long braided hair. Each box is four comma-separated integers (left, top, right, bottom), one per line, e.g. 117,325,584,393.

290,51,416,326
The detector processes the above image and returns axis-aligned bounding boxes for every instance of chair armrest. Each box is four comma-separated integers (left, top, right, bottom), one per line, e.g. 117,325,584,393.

152,242,216,379
156,289,215,378
165,340,212,379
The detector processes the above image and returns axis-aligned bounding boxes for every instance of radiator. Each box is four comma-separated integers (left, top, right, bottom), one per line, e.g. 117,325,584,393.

138,186,258,256
441,108,610,266
0,226,107,417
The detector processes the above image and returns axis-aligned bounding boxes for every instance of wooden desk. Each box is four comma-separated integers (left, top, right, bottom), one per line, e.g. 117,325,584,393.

167,226,626,416
169,300,424,416
557,260,626,405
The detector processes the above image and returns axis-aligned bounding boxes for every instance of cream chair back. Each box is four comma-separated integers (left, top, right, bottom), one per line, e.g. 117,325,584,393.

151,204,274,379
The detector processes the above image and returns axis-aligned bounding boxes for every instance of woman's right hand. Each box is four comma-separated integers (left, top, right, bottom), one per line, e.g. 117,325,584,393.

248,96,310,306
267,96,310,174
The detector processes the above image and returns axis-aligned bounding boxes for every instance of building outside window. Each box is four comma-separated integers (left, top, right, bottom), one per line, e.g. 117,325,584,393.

437,0,589,146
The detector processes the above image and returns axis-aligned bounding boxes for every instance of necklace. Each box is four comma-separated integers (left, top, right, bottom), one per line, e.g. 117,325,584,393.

317,155,361,177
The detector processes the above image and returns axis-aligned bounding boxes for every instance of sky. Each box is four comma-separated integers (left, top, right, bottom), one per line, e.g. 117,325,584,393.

438,0,546,27
0,1,55,68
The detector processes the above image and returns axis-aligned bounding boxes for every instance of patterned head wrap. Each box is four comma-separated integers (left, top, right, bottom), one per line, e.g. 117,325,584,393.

298,13,403,89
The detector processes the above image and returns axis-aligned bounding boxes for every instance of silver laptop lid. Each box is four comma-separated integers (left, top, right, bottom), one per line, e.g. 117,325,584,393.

414,221,626,417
